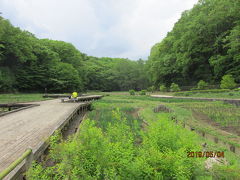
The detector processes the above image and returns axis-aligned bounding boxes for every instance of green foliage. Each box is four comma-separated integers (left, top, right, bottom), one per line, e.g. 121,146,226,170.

182,102,240,128
0,93,50,103
0,67,15,92
139,90,147,95
220,75,237,89
27,96,208,179
147,86,154,92
148,0,240,86
49,62,82,92
0,16,149,93
159,84,167,92
170,83,180,92
174,89,240,99
129,89,135,95
84,58,149,91
197,80,208,90
211,164,240,180
175,89,230,95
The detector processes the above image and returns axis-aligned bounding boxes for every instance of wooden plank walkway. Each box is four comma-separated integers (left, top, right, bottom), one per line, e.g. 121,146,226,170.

0,98,92,173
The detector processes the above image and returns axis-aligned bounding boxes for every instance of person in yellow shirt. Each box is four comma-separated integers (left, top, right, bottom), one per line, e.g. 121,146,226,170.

71,92,78,102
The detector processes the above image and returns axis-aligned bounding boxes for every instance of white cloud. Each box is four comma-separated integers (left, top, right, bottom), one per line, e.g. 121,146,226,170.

0,0,198,59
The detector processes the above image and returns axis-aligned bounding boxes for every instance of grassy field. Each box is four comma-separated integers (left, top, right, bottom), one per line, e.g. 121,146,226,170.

0,93,49,103
174,91,240,99
27,94,240,179
150,90,240,99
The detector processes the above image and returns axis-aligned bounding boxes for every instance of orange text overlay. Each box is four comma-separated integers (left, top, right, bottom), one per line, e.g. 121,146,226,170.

187,151,224,158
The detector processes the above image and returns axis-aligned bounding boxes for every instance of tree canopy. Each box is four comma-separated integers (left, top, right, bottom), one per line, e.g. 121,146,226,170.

147,0,240,87
0,0,239,92
0,16,149,93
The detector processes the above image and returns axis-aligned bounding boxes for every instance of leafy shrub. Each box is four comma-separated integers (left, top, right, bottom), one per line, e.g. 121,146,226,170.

233,88,240,91
27,107,205,179
129,89,135,95
220,75,237,89
159,85,167,92
197,80,208,90
170,83,180,92
139,90,147,95
147,86,154,92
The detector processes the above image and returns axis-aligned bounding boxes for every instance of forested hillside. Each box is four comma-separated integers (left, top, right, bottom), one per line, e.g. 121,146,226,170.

0,16,148,93
1,0,239,93
147,0,240,87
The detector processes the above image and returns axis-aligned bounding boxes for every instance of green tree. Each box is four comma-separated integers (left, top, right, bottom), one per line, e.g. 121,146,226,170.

159,85,167,92
170,83,181,92
49,63,82,92
0,67,15,92
220,75,236,89
147,0,240,86
197,80,208,90
129,89,135,95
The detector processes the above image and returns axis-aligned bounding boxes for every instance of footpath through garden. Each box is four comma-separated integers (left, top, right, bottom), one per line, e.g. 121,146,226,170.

0,96,101,176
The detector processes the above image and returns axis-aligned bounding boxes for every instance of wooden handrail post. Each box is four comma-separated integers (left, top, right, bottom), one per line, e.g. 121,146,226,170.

25,149,33,170
0,149,32,179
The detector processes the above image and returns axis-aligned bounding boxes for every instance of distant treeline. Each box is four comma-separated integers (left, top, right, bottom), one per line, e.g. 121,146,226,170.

1,0,239,93
147,0,240,87
0,16,149,93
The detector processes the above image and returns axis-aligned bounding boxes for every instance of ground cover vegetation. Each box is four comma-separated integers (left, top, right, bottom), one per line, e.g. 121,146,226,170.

27,95,240,179
174,89,240,99
0,93,49,103
180,102,240,135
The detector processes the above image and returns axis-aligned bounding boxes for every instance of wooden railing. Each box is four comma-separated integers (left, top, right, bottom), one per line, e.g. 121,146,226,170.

0,149,32,179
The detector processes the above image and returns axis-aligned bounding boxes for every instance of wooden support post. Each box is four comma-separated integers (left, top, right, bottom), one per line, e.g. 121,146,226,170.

25,150,33,169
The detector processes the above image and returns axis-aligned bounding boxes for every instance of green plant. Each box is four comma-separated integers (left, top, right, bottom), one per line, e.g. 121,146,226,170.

147,86,154,93
197,80,208,90
170,83,180,92
139,90,147,95
159,85,167,92
220,75,237,89
129,89,135,95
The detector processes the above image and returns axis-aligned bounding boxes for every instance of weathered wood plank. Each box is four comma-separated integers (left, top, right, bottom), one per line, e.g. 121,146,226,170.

0,99,85,173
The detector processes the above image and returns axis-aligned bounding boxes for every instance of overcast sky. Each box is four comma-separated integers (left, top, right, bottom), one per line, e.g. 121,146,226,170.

0,0,198,60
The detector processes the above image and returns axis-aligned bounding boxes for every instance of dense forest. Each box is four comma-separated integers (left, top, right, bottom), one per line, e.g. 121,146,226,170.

0,16,148,93
0,0,240,93
147,0,240,87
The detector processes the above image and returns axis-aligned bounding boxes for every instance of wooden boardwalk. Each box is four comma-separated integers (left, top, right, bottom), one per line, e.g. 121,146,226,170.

0,97,97,174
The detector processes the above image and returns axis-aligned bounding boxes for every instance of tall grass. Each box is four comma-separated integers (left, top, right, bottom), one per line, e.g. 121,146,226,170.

182,102,240,128
27,95,240,179
0,93,49,103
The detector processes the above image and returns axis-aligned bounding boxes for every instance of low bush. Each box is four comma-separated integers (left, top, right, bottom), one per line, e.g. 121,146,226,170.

197,80,208,90
147,86,154,92
220,75,237,89
159,85,167,92
129,89,135,95
139,90,147,95
170,83,180,92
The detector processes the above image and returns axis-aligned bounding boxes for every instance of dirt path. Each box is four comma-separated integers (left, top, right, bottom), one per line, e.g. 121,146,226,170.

192,111,240,144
